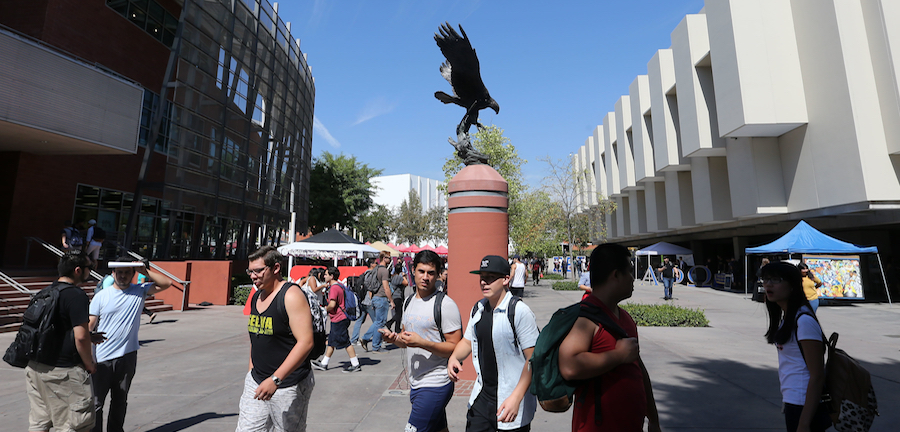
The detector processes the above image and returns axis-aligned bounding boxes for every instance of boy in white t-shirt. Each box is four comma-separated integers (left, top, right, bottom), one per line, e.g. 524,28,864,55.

449,255,540,432
382,250,461,432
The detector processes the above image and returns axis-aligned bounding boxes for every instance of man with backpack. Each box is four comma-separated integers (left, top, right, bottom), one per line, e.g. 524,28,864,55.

237,246,317,432
360,251,392,353
311,267,362,373
19,252,99,432
557,243,661,432
61,220,83,252
382,250,462,432
350,258,377,346
448,255,540,432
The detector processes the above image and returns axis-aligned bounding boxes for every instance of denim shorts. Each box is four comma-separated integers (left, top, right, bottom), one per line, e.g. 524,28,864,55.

407,382,454,432
327,318,351,349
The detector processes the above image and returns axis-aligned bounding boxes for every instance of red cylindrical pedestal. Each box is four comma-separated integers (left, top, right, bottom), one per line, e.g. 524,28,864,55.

447,164,508,381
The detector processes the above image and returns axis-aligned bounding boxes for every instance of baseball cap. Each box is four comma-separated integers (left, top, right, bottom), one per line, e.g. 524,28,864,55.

88,219,97,225
470,255,511,275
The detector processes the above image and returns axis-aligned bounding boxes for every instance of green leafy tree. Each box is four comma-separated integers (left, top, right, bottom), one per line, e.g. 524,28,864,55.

307,152,383,233
426,205,448,242
512,189,565,258
356,204,395,243
395,190,429,244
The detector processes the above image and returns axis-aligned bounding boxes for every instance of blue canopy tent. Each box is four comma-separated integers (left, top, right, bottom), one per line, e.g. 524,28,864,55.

636,242,693,285
743,221,891,303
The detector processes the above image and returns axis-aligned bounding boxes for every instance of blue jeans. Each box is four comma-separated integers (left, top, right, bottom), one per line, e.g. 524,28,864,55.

809,298,819,312
663,277,674,299
363,296,390,349
351,303,373,344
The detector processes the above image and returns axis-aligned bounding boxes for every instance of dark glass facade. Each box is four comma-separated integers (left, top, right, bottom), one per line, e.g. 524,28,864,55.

119,0,314,260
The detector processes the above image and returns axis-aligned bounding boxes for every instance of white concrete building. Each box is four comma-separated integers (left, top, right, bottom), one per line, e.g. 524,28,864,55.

371,174,447,212
573,0,900,301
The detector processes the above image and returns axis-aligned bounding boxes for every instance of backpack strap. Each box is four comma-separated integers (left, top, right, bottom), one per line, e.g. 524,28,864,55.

794,309,828,364
507,295,521,351
405,290,446,342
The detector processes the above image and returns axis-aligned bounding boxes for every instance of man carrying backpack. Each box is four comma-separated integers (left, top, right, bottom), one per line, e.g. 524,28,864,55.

350,258,377,346
237,246,316,432
360,251,392,353
311,267,362,373
382,250,462,432
448,255,540,432
23,252,99,432
558,243,661,432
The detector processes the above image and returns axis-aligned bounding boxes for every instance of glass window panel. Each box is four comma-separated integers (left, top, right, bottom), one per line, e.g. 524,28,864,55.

163,30,175,47
147,2,165,23
141,197,159,215
76,185,100,207
100,190,123,210
127,3,147,28
147,18,163,40
164,13,178,33
107,0,128,15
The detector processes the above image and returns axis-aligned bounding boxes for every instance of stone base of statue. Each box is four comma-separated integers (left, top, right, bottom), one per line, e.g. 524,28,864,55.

447,164,509,381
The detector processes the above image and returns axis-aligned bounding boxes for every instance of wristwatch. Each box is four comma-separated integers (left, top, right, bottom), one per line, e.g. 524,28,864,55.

271,375,282,386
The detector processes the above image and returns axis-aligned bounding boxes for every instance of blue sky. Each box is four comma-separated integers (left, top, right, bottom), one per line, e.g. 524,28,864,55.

276,0,704,187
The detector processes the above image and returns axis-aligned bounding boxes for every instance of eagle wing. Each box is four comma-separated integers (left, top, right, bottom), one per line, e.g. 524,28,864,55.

434,22,487,104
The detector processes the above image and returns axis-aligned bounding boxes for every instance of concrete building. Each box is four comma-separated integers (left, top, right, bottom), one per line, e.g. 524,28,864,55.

573,0,900,301
0,0,315,265
371,174,447,213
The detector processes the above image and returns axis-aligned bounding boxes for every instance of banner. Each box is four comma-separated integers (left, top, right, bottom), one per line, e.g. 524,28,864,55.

803,254,864,299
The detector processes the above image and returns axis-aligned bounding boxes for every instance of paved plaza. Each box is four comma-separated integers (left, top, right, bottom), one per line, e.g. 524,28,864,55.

1,278,898,431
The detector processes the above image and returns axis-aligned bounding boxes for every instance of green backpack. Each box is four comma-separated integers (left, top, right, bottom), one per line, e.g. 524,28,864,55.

529,300,628,422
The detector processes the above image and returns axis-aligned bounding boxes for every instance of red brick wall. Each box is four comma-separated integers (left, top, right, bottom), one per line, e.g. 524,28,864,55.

2,148,167,267
0,0,51,39
153,261,232,309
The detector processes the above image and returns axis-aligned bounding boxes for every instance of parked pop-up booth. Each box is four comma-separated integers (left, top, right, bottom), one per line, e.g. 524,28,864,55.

744,220,891,304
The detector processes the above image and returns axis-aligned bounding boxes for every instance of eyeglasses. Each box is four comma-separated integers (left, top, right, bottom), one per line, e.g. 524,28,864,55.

763,277,784,284
246,266,269,276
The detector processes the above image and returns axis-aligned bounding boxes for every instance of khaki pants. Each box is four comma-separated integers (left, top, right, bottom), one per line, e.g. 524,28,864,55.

25,361,95,432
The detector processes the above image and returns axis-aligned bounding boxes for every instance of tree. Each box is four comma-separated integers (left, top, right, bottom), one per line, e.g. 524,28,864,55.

426,205,448,241
539,156,616,259
511,189,565,258
307,152,383,233
395,190,429,244
356,204,395,243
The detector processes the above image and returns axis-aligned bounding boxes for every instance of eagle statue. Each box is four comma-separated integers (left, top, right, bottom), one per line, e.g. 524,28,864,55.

434,23,499,165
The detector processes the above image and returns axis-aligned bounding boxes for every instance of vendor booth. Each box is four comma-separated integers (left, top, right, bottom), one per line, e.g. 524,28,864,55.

744,220,891,304
635,242,693,285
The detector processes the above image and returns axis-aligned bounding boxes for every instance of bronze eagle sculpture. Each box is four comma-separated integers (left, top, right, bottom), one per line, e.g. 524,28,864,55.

434,23,499,165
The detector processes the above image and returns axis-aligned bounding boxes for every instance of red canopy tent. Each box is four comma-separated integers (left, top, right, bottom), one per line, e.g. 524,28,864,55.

398,244,420,253
434,245,449,256
420,244,435,252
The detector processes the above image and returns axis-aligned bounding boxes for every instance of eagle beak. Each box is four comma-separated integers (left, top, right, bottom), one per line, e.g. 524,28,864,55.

491,100,500,115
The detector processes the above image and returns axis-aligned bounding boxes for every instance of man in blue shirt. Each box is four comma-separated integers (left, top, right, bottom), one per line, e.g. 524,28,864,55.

89,257,172,432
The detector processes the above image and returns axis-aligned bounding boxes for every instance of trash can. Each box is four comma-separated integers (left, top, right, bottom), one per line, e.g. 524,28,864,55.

753,282,765,302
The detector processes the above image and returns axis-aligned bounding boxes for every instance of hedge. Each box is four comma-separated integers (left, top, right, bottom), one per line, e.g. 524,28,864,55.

552,281,580,291
543,273,564,280
233,284,254,306
621,303,709,327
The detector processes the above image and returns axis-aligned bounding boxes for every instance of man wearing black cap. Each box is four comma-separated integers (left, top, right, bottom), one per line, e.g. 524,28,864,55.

448,255,540,432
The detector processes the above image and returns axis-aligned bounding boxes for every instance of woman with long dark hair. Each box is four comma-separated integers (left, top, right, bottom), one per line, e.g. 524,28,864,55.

762,262,831,432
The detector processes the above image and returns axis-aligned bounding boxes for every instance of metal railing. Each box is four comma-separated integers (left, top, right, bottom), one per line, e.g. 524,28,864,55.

0,270,32,296
113,244,191,311
24,236,103,281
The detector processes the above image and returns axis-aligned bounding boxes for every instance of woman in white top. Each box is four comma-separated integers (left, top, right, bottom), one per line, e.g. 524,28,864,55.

762,262,831,432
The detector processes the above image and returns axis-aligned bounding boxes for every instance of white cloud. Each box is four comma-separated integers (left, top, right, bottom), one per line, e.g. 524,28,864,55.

313,116,341,149
353,97,398,126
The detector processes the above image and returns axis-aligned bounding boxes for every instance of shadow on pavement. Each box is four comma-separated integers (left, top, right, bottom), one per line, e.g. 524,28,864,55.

138,339,165,346
143,412,237,432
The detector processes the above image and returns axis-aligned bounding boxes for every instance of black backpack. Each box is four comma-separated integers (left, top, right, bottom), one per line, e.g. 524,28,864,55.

3,282,75,368
404,290,447,341
92,225,106,241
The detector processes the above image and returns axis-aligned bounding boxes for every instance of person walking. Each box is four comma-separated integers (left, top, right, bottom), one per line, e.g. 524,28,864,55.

448,255,540,432
351,259,376,346
509,256,527,298
360,252,392,353
761,262,831,432
382,250,462,432
236,246,316,432
311,267,362,373
384,263,408,334
558,243,661,432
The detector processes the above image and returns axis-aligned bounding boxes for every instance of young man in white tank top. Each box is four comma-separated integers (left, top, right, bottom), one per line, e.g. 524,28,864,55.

510,256,527,297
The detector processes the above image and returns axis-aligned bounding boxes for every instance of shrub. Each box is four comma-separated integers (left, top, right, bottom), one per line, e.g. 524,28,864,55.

232,284,254,306
544,273,564,280
552,281,580,291
621,303,709,327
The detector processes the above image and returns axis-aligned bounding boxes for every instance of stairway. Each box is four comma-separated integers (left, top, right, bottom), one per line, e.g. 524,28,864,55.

0,271,174,333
